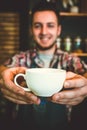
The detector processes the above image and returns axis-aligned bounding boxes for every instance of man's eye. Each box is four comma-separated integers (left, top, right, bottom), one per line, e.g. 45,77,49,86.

48,24,55,28
34,24,41,28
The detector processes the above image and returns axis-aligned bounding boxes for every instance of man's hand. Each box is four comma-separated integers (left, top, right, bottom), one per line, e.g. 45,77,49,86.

0,67,40,105
49,72,87,106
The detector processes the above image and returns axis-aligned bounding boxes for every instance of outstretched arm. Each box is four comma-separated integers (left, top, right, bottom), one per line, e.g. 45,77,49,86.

0,66,40,105
49,71,87,106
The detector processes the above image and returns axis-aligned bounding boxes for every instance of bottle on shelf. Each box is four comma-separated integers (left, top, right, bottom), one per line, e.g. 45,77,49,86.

63,36,72,52
73,36,83,53
56,37,62,49
84,38,87,53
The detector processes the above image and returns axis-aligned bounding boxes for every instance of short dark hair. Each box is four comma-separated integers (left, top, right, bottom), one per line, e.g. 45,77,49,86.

30,0,61,25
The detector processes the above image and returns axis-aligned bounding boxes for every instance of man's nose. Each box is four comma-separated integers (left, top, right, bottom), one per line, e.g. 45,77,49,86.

41,26,48,34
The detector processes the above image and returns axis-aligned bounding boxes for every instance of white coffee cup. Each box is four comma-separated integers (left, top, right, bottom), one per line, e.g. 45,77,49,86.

14,68,66,97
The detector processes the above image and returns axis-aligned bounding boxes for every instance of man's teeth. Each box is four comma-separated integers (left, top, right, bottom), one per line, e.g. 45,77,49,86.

40,37,50,40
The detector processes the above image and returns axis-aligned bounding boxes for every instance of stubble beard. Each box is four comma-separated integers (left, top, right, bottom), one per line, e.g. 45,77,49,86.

35,41,56,51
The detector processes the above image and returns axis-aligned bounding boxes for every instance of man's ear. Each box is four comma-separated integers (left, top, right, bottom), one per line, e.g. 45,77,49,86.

57,25,61,36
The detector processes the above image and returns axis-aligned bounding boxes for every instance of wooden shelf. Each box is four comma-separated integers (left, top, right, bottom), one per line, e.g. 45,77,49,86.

60,12,87,17
71,53,87,57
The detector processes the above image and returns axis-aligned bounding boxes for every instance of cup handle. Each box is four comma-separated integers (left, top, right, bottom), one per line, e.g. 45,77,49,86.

14,73,30,91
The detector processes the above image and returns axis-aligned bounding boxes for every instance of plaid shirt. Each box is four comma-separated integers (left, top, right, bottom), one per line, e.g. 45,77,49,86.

4,48,87,75
3,47,87,122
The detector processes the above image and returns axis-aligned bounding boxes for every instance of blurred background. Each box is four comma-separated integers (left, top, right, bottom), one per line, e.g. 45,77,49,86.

0,0,87,64
0,0,87,130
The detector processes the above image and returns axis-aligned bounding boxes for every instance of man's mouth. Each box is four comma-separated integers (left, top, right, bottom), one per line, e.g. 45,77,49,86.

39,35,51,42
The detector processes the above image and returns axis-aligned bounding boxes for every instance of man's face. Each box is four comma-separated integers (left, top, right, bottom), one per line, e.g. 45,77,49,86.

32,11,61,50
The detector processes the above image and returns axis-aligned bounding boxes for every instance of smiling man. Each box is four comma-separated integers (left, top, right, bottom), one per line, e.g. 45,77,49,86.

0,1,87,130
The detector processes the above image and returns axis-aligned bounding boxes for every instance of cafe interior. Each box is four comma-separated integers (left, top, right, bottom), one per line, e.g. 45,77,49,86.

0,0,87,130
